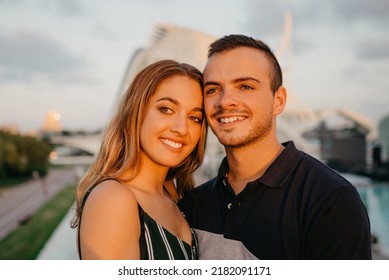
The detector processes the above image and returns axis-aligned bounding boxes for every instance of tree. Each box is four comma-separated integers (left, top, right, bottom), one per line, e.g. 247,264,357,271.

0,130,52,182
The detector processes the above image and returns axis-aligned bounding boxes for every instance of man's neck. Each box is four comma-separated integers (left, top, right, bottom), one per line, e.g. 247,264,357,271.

225,139,284,195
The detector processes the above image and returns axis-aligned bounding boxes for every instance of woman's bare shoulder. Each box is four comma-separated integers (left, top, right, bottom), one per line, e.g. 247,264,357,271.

82,179,139,231
87,179,137,206
80,179,141,259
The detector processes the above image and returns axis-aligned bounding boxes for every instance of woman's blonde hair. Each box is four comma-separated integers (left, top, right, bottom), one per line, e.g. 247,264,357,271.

71,60,207,227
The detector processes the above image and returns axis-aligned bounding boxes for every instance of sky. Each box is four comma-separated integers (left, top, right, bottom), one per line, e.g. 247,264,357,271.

0,0,388,133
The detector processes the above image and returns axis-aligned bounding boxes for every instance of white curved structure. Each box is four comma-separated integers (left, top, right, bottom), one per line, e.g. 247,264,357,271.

112,23,216,113
49,22,376,174
49,134,101,155
317,108,376,138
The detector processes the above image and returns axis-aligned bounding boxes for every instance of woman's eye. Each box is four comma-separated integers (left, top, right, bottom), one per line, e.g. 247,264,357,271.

189,116,202,123
159,107,173,114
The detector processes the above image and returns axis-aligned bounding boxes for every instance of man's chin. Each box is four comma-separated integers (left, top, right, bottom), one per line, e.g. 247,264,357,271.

217,137,246,148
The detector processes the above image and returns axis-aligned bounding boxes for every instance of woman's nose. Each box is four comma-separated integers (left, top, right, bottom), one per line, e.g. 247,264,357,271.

170,115,188,135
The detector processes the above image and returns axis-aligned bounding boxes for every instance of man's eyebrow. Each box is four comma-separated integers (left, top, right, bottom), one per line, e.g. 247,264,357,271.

204,77,261,87
203,81,220,87
233,77,261,84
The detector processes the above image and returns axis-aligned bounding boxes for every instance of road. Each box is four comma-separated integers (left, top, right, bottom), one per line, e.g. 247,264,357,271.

2,166,387,260
0,167,81,239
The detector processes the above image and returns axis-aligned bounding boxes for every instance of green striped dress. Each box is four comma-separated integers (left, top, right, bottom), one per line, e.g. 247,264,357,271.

78,185,198,260
139,206,198,260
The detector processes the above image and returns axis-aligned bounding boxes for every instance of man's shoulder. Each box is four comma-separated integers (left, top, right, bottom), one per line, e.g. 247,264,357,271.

196,177,218,191
284,141,349,186
179,177,218,208
294,152,360,200
302,153,352,184
186,177,218,199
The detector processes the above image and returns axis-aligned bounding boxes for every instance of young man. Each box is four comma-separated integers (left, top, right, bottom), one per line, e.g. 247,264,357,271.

179,34,372,259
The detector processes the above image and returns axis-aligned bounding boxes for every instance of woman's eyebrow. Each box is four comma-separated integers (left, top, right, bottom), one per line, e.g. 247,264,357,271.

157,97,203,113
157,97,178,105
192,107,203,113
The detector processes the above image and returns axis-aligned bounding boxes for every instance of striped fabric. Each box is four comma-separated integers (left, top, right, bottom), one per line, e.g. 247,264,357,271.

78,183,198,260
141,211,198,260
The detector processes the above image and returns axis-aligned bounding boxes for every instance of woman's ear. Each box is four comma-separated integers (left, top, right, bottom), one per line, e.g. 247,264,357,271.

273,86,287,116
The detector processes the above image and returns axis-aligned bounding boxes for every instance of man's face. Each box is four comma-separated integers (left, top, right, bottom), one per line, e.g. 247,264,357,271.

203,47,279,148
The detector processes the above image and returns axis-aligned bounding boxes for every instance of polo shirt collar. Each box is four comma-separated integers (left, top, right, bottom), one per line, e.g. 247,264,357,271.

215,141,304,189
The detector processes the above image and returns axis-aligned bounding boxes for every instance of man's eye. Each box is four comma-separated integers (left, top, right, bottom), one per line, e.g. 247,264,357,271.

240,84,254,90
205,88,218,95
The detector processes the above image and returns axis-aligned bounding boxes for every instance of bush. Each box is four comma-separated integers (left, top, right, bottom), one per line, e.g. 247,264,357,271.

0,130,52,182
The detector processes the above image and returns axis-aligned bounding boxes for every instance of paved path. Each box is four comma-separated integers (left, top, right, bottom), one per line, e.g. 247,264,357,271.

0,167,80,239
3,167,387,260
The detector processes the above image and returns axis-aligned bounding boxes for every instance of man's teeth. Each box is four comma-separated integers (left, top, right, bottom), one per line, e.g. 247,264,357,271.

219,116,245,124
162,139,183,149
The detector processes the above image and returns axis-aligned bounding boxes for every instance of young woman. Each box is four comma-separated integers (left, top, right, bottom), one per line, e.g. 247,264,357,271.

71,60,207,259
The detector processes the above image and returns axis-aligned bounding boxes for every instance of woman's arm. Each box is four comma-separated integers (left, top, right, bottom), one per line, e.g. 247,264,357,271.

79,180,141,259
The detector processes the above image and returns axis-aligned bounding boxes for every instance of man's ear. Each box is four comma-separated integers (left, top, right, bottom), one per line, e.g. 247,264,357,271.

273,86,287,116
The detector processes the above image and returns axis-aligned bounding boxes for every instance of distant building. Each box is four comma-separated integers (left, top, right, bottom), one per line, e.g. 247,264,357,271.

321,125,367,172
372,142,383,167
378,115,389,163
42,110,62,132
44,23,377,179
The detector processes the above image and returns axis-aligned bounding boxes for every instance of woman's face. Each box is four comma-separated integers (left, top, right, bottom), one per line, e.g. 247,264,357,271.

140,75,203,169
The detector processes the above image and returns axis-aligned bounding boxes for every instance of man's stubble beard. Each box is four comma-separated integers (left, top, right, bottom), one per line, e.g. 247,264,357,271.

214,110,273,149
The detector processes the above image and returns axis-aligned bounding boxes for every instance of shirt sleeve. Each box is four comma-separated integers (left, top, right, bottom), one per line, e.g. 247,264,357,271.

305,184,372,259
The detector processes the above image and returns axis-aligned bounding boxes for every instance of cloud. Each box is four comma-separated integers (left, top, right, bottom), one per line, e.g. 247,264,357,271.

245,0,289,37
51,0,84,16
0,0,85,17
290,0,389,26
245,0,389,59
0,0,24,6
354,38,389,60
0,29,89,82
334,0,389,22
244,0,334,54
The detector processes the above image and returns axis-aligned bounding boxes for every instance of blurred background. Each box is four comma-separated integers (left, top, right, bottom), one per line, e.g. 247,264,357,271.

0,0,388,259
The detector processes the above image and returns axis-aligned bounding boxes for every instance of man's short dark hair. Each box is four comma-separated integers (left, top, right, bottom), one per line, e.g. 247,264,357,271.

208,34,283,93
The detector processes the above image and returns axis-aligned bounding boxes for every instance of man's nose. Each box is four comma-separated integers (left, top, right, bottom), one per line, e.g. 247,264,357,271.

217,88,238,108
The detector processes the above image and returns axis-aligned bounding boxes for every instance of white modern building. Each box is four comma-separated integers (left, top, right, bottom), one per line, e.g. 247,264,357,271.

49,22,376,182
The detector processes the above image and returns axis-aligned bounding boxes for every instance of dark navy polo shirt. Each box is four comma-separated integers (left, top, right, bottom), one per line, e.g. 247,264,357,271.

179,141,372,259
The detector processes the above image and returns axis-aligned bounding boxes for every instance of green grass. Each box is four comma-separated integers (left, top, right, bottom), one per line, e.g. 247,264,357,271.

0,184,76,259
0,177,29,189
